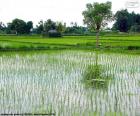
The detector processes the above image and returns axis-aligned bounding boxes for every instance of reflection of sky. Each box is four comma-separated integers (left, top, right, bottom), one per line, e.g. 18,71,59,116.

0,51,140,115
0,0,139,26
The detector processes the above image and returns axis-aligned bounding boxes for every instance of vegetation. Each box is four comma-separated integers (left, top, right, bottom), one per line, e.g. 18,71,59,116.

0,50,139,115
82,64,113,89
0,3,139,36
0,35,140,54
83,1,113,48
0,1,140,115
37,19,66,37
113,9,140,32
7,19,33,34
82,52,113,89
64,23,87,35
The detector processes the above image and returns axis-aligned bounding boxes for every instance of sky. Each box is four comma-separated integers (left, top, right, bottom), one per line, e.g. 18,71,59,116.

0,0,140,27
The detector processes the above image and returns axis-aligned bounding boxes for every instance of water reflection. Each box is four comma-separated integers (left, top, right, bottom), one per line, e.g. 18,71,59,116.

0,51,140,115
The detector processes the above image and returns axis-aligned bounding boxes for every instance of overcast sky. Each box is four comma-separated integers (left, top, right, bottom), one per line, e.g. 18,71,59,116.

0,0,140,26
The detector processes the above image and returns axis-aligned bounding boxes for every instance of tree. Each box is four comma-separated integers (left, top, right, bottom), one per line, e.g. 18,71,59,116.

136,14,140,25
39,19,65,37
64,25,87,34
10,18,27,34
83,1,113,48
26,21,33,34
113,9,129,32
130,24,140,32
0,22,5,30
56,22,66,33
44,19,56,32
0,22,6,34
113,10,140,32
9,18,33,35
36,20,44,34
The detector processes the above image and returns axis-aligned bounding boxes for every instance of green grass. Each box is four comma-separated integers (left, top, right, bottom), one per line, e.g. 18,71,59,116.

1,50,139,115
82,64,113,89
0,35,140,54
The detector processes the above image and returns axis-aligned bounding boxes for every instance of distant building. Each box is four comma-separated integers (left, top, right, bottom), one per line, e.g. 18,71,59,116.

43,29,62,38
48,29,57,33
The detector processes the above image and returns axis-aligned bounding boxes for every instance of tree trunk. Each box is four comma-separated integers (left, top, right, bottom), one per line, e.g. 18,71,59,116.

96,30,99,48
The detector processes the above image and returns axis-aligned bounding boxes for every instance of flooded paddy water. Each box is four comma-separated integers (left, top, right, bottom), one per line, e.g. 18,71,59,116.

0,50,140,116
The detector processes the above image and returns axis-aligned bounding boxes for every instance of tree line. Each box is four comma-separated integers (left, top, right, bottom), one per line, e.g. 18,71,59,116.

0,6,140,35
113,9,140,32
0,19,87,35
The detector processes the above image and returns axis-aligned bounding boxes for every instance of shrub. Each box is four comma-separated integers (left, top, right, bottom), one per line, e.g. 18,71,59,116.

127,46,140,50
82,64,113,89
48,31,62,37
130,25,140,33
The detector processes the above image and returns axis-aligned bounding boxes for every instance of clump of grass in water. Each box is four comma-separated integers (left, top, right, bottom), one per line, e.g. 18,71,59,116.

82,64,112,89
82,52,114,89
82,52,113,89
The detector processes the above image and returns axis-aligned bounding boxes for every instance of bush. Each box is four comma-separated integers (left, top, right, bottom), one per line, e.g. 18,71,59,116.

127,46,140,50
48,31,62,37
82,64,113,89
130,25,140,33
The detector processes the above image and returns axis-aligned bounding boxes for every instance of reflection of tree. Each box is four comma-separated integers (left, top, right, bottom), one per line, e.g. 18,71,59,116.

82,52,113,89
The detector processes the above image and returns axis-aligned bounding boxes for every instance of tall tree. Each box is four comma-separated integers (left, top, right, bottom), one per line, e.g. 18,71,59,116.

44,19,56,32
135,14,140,25
26,21,33,34
83,1,113,48
113,9,129,32
113,10,140,32
9,19,33,34
10,18,27,34
36,20,44,34
56,22,66,33
0,22,6,30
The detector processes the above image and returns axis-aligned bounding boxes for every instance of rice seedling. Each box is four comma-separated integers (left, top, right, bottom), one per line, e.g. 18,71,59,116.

0,50,140,115
82,64,113,89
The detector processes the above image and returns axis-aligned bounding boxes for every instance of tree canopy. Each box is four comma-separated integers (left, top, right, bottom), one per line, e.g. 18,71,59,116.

82,1,113,47
83,2,113,31
0,4,140,35
113,9,140,32
7,19,33,34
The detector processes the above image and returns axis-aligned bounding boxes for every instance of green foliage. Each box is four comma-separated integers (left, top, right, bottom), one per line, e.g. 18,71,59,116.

113,10,140,32
56,22,66,33
10,19,26,34
26,21,33,34
113,9,129,32
82,64,113,89
36,20,44,34
48,32,62,38
82,1,113,47
84,65,103,80
127,46,140,50
7,18,33,35
65,26,87,34
36,19,65,37
130,24,140,32
0,35,140,54
44,19,56,32
82,1,113,31
0,22,7,34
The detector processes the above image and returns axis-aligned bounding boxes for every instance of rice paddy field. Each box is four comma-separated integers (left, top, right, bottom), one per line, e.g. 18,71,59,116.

0,35,140,54
0,50,140,116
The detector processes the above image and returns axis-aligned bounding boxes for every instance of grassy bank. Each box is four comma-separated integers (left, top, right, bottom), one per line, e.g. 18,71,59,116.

0,35,140,54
